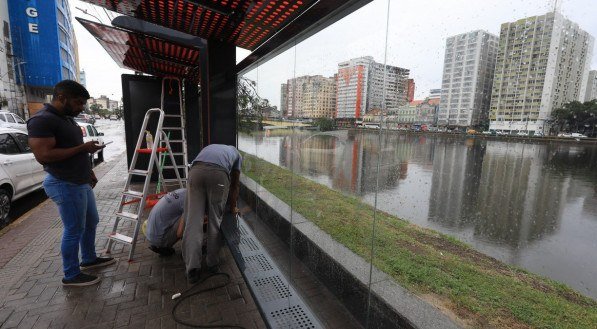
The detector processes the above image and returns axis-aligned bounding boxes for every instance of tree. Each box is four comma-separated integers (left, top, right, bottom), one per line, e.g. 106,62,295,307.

0,97,8,108
315,118,336,131
551,100,597,135
238,77,270,132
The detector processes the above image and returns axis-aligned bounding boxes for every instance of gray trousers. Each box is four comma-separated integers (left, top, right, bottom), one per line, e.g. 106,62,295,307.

182,163,229,275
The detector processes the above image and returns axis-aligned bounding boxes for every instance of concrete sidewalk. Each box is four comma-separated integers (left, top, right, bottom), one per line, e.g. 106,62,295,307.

0,154,265,329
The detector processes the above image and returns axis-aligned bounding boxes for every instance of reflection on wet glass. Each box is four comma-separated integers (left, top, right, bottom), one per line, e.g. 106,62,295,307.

239,131,597,298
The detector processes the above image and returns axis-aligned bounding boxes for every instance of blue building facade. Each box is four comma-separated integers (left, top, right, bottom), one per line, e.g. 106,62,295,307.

7,0,78,113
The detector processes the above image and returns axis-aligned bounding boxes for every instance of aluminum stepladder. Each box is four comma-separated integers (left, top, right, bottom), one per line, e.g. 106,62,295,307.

157,77,188,189
106,108,184,261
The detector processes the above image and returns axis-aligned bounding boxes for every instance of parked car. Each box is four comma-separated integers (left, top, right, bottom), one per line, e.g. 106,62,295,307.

534,131,545,137
77,122,105,166
74,113,95,125
496,130,508,136
109,115,118,120
0,111,27,132
516,131,529,136
570,133,587,138
558,132,572,138
0,128,45,221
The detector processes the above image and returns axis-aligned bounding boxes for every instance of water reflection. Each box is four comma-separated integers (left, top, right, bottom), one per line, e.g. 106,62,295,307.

239,130,597,298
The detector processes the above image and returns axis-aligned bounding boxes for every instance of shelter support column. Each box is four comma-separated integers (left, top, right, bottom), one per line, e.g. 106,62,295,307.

200,40,237,147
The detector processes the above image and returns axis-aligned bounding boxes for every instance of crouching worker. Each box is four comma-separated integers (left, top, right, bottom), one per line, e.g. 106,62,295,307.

183,144,242,284
143,188,186,256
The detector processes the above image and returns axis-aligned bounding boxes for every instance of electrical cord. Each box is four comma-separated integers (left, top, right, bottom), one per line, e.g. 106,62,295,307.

171,272,246,329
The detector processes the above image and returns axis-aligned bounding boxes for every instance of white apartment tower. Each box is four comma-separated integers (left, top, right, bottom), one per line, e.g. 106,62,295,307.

336,56,409,119
585,70,597,102
282,75,336,118
438,30,499,127
489,12,594,133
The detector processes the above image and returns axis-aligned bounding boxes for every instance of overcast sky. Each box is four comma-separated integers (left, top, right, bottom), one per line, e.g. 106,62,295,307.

71,0,597,108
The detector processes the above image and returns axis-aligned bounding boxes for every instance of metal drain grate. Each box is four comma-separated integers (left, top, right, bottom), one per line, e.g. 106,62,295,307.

244,254,274,273
271,305,317,329
254,275,292,302
221,213,322,329
239,236,259,252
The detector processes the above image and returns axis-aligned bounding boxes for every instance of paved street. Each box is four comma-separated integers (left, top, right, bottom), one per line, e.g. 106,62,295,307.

0,153,265,329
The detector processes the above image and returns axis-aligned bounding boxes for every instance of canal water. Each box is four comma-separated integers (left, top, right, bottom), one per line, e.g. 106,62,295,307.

239,130,597,299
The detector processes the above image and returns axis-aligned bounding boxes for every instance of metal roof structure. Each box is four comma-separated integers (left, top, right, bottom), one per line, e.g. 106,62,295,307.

78,0,372,80
77,17,204,81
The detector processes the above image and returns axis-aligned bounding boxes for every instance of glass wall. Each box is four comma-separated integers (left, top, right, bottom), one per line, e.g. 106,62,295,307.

237,0,597,328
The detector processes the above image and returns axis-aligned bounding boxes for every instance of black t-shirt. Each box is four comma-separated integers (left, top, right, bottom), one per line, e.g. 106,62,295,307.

27,104,92,185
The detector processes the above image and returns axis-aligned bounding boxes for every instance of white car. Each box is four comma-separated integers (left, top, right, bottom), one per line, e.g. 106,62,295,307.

0,128,45,221
0,111,27,132
570,133,587,138
77,122,105,166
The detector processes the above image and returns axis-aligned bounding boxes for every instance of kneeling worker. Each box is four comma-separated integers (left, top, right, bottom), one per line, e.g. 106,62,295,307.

183,144,242,283
143,188,186,256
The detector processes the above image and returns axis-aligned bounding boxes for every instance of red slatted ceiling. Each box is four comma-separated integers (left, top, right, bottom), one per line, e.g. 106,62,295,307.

79,0,310,50
78,19,202,82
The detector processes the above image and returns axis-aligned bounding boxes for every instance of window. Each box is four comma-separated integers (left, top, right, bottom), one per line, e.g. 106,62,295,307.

13,133,30,152
13,115,24,124
0,134,21,154
87,126,94,137
5,114,15,123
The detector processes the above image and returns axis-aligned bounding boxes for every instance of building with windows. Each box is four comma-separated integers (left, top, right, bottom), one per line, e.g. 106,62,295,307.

7,0,79,115
282,75,336,118
280,83,288,116
336,56,409,119
585,70,597,101
109,100,119,111
79,70,87,88
406,79,415,102
0,1,27,117
438,30,498,128
95,95,110,109
489,12,594,133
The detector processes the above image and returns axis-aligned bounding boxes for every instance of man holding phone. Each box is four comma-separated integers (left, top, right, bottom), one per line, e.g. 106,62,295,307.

28,80,114,286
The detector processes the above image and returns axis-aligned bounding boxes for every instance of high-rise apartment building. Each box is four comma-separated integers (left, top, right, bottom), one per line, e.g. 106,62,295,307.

0,1,27,117
8,0,79,115
281,75,336,118
438,30,499,128
336,56,409,119
406,79,415,103
489,12,594,133
585,70,597,102
280,83,288,116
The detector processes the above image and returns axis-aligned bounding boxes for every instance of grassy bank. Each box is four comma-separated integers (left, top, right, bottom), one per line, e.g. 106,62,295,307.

241,152,597,329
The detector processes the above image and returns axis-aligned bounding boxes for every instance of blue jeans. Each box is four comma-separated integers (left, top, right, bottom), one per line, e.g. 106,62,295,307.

43,174,99,280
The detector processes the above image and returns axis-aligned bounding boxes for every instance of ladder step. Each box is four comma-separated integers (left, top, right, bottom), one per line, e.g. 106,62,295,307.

162,127,184,130
129,169,149,176
162,178,187,182
163,139,185,143
164,114,182,118
116,211,139,220
169,152,185,156
123,190,144,198
162,165,185,169
109,233,133,244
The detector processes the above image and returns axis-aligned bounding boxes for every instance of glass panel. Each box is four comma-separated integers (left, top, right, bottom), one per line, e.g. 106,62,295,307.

13,133,31,152
238,0,597,328
5,115,15,123
0,134,21,154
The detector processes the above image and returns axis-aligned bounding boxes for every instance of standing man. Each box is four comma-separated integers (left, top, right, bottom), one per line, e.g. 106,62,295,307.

28,80,114,286
183,144,241,283
143,188,186,257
